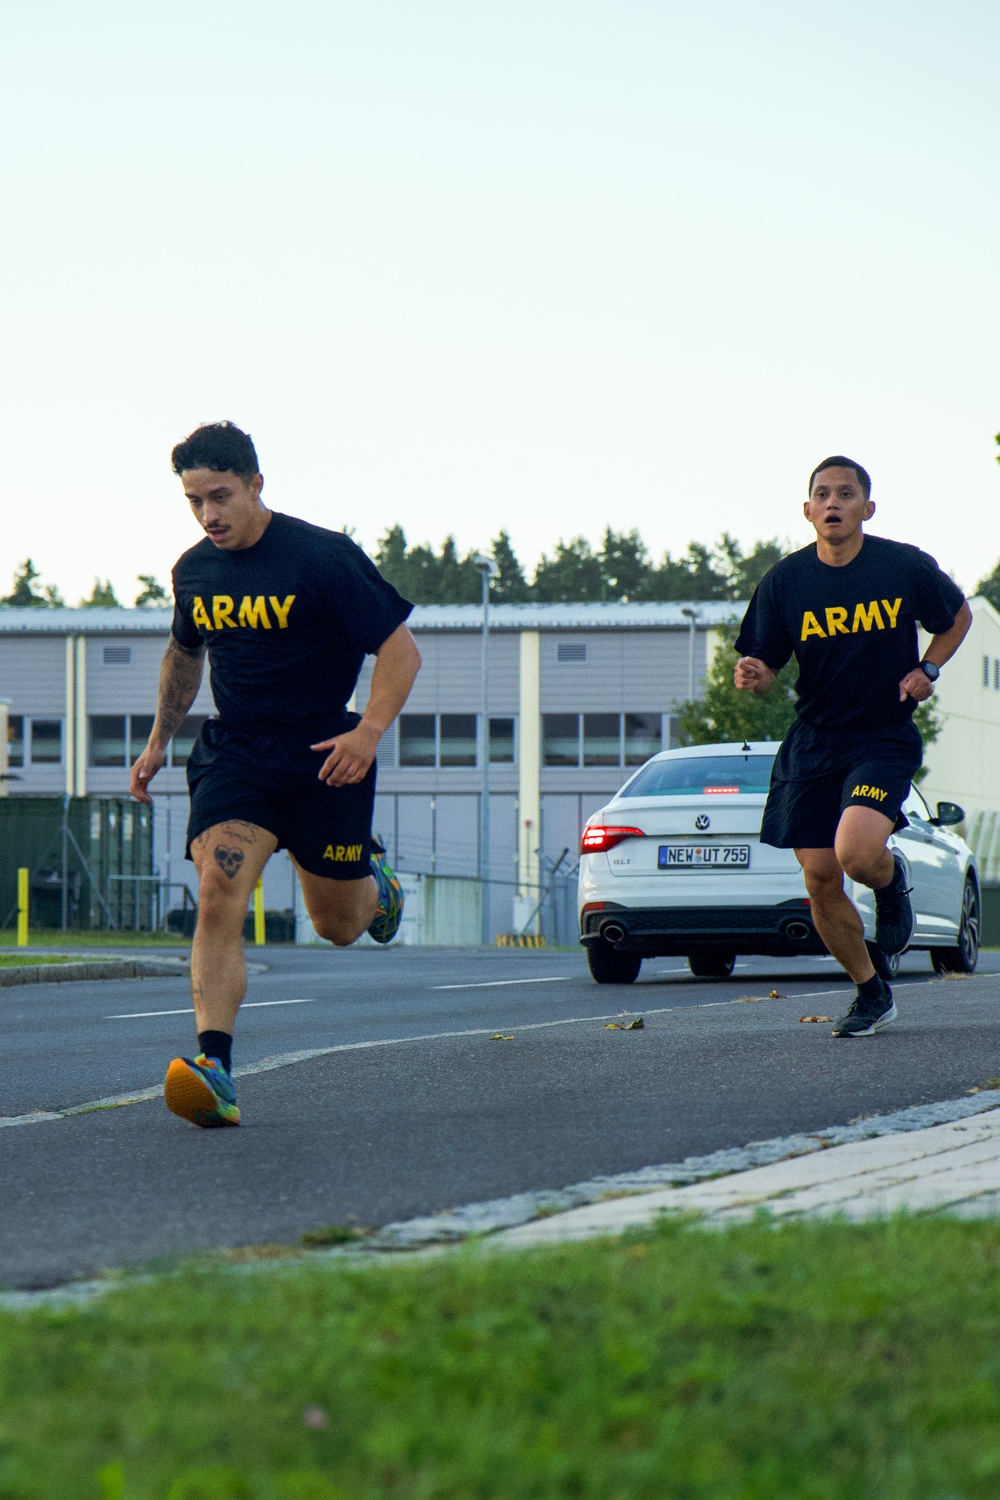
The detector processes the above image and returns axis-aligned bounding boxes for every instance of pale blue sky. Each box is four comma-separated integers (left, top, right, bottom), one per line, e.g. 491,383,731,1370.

1,0,997,602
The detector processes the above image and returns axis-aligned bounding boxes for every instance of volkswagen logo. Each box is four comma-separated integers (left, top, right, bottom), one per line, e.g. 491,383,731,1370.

695,814,710,831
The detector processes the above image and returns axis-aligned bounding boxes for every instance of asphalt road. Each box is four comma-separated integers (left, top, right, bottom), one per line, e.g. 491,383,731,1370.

3,944,1000,1289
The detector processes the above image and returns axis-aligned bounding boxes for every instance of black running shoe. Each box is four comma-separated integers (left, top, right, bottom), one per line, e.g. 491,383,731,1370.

865,938,898,983
832,985,897,1037
874,851,913,956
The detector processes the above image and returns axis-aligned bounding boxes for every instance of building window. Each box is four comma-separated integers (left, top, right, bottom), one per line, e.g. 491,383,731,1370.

542,713,581,766
129,714,155,761
88,713,206,767
489,717,515,764
28,719,63,764
102,645,132,665
583,713,620,766
7,715,23,768
543,713,664,767
5,716,64,767
995,660,1000,692
398,713,517,768
90,715,127,767
625,712,663,765
399,714,436,767
557,642,587,663
985,656,991,688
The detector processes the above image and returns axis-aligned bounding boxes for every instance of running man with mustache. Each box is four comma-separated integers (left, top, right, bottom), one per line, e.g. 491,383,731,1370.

734,455,971,1036
130,421,421,1126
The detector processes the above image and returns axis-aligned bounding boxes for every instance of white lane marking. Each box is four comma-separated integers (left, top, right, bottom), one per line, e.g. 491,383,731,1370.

433,977,571,991
3,976,947,1129
105,999,316,1019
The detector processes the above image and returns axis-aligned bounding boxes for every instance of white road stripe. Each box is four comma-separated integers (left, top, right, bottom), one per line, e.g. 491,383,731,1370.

3,976,946,1130
433,977,571,991
105,999,316,1020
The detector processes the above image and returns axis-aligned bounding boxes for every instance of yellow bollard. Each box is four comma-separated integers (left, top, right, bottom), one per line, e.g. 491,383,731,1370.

253,877,265,946
17,867,29,948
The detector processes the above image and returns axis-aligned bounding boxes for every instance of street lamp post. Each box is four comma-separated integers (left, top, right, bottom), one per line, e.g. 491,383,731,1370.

681,607,699,701
473,555,500,945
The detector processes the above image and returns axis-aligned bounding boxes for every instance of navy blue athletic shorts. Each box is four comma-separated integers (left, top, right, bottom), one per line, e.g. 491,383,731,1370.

185,719,376,880
760,718,922,851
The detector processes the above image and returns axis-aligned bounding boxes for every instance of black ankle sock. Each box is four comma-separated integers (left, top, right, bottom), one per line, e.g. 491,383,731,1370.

858,975,887,1003
198,1030,233,1072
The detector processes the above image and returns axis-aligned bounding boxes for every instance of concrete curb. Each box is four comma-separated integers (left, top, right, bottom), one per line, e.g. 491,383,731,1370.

0,959,187,987
493,1106,1000,1248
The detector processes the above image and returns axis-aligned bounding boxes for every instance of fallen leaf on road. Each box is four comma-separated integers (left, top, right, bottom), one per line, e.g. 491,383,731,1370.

624,1017,644,1029
768,990,785,999
489,1033,514,1041
800,1015,833,1023
603,1022,623,1029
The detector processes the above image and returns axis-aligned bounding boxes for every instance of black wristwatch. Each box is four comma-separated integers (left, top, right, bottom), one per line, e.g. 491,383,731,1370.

918,659,941,682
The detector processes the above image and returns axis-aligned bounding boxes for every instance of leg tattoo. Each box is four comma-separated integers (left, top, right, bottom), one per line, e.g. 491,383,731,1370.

214,846,245,879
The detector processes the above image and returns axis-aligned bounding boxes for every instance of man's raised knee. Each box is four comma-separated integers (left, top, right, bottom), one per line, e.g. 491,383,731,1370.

312,914,366,947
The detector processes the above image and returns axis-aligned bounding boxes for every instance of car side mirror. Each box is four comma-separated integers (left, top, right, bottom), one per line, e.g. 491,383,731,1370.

932,802,964,827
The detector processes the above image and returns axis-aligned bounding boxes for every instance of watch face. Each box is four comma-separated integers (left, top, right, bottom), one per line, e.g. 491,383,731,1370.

921,661,940,681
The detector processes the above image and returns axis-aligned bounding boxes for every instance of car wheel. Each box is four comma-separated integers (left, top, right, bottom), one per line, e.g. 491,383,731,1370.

930,877,980,975
586,941,642,984
687,949,737,979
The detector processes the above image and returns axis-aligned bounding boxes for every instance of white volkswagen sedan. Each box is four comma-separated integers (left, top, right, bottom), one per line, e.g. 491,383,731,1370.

578,740,980,985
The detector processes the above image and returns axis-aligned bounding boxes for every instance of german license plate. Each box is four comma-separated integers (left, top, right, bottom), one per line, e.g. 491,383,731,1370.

658,844,750,869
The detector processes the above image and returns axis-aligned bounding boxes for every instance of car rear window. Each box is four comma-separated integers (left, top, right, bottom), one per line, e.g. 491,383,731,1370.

619,753,776,797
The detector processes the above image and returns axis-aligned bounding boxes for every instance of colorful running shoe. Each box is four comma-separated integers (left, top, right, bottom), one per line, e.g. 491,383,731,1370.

368,838,404,944
164,1053,240,1128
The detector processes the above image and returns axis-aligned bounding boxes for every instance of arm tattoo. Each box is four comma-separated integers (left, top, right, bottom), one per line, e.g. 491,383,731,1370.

152,637,206,745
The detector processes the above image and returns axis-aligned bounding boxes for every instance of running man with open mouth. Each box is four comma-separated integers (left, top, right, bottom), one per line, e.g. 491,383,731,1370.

734,455,971,1037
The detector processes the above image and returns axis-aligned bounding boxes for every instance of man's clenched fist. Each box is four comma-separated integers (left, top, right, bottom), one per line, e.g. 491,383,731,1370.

734,656,776,694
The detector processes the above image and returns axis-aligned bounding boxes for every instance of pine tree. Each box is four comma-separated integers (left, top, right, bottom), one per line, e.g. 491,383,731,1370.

0,559,61,607
80,579,121,608
490,531,530,604
532,538,604,602
134,575,169,608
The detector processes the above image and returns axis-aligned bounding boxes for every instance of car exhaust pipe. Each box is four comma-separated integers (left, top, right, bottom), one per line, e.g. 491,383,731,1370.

602,921,627,945
782,919,812,943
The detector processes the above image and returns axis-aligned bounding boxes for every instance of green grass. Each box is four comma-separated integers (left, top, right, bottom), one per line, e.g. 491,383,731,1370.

5,1216,1000,1498
0,928,187,949
0,954,74,968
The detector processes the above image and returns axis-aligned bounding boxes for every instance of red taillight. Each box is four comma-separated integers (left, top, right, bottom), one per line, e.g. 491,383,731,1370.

581,825,645,854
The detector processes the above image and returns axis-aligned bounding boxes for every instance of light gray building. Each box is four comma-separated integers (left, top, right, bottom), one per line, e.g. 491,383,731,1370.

0,602,738,938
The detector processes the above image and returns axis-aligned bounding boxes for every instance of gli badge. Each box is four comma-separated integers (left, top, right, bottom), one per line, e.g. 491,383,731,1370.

694,814,710,831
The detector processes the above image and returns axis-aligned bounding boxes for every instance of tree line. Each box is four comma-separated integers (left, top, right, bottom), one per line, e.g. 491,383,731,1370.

0,560,169,610
6,520,995,612
374,527,787,604
1,530,787,611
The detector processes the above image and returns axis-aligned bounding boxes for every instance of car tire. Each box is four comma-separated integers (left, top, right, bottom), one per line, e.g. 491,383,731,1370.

930,877,980,975
687,949,737,979
586,942,642,985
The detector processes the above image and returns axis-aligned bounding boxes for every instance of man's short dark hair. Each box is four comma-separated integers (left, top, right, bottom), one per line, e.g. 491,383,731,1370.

808,455,871,501
171,421,259,479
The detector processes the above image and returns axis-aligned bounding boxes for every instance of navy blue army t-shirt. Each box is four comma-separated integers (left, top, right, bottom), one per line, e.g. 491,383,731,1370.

735,535,964,731
171,513,412,760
